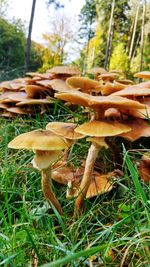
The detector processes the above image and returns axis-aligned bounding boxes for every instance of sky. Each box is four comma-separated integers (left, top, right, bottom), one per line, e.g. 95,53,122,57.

7,0,85,43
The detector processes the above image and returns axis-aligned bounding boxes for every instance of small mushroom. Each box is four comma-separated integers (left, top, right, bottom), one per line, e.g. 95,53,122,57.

8,129,71,214
47,66,81,76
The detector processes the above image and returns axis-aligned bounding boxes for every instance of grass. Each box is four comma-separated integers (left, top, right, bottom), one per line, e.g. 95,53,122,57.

0,108,150,267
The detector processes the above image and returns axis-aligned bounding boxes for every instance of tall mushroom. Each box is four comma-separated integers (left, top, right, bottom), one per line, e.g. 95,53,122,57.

8,129,71,214
74,120,131,211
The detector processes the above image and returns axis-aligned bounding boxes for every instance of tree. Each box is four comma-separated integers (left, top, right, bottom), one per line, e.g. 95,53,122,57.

78,0,97,72
129,2,140,60
140,0,146,71
25,0,37,72
0,18,26,71
109,43,129,75
104,0,115,69
39,14,75,71
84,0,130,68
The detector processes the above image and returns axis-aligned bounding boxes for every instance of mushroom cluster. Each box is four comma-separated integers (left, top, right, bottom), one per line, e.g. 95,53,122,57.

0,66,80,118
7,67,150,215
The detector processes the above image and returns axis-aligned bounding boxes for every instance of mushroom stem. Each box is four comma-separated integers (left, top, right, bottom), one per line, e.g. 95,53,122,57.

41,169,63,215
75,143,100,213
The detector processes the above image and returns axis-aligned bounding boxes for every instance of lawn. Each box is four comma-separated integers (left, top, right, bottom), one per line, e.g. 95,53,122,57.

0,105,150,267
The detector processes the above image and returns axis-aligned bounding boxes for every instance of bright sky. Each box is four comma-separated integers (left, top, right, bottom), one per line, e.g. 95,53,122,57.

8,0,85,43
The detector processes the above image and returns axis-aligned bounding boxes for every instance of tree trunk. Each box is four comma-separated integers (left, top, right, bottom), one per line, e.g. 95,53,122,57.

25,0,36,72
104,0,115,70
129,2,140,60
140,0,146,71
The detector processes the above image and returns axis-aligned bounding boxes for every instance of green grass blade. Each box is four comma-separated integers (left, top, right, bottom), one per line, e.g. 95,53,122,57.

39,245,102,267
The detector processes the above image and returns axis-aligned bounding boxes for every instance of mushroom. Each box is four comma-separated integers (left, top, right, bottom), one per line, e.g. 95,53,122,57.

138,154,150,182
8,129,71,214
119,119,150,141
66,169,122,199
24,85,52,98
100,81,127,96
98,72,119,82
6,107,28,115
46,122,85,160
66,77,102,93
47,66,81,76
86,67,107,80
73,121,131,211
46,122,85,140
134,71,150,79
47,66,81,80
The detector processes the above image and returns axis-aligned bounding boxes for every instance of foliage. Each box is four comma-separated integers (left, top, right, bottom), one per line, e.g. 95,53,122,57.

109,43,130,75
79,0,97,41
0,17,45,80
0,18,26,72
39,14,74,71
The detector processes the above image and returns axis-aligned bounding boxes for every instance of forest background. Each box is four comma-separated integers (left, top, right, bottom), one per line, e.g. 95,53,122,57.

0,0,150,82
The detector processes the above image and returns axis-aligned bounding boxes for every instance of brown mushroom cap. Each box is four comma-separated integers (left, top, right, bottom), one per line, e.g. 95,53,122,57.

139,154,150,182
98,72,119,81
0,103,9,109
111,87,150,97
119,119,150,141
111,81,150,97
74,120,131,137
7,92,29,102
66,170,116,199
46,122,85,140
101,81,127,96
24,85,51,98
55,91,146,110
117,79,134,85
90,95,146,110
0,91,19,103
0,81,12,90
26,72,53,79
50,79,75,91
36,79,72,92
1,111,15,118
16,98,53,106
124,107,150,119
51,163,84,184
8,130,70,150
47,66,81,76
85,172,114,198
55,90,92,107
66,77,102,93
86,67,107,75
6,107,28,115
134,71,150,79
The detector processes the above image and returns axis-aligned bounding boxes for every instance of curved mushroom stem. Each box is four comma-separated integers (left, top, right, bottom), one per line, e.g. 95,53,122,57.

74,143,100,216
41,169,63,215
